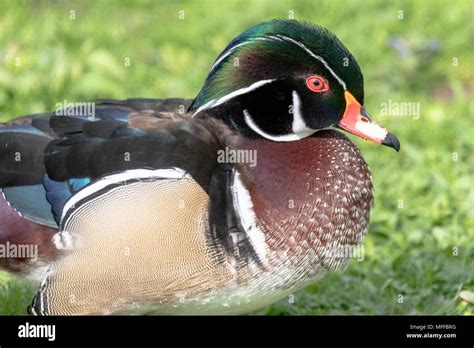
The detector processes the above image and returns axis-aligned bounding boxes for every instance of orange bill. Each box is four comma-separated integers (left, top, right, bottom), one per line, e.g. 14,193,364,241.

338,91,400,151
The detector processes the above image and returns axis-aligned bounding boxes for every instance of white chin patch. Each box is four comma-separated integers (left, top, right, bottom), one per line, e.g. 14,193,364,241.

243,91,316,142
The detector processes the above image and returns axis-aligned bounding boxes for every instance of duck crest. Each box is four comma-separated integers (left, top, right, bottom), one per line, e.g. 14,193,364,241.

189,19,364,114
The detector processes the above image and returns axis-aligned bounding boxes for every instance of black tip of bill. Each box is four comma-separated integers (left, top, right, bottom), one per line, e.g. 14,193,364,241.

381,132,400,152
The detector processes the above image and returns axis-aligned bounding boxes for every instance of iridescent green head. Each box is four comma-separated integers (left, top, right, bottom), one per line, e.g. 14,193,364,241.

190,19,399,151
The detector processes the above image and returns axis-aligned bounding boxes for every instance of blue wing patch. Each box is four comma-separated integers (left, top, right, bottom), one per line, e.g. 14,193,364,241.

43,175,90,225
1,185,57,228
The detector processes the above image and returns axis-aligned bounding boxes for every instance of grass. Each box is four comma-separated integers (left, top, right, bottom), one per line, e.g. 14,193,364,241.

0,0,473,315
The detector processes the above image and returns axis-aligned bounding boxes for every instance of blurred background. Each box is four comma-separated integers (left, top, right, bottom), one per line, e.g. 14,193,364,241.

0,0,472,315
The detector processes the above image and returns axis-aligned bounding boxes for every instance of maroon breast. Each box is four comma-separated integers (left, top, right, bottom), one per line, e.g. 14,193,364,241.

238,130,374,260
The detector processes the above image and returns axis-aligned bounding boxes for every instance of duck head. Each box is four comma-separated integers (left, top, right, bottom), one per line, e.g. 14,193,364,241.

190,19,399,151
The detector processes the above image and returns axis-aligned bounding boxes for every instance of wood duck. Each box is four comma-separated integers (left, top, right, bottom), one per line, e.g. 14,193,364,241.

0,20,399,315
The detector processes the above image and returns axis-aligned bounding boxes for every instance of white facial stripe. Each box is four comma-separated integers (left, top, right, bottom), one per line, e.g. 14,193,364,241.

191,99,216,117
61,168,189,220
196,34,348,116
192,79,275,117
208,34,347,92
291,90,316,136
211,79,275,109
208,37,276,74
209,41,249,73
274,35,347,90
244,109,314,142
209,36,283,75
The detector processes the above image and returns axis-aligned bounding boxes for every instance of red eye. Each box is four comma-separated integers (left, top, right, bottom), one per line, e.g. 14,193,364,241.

306,76,329,93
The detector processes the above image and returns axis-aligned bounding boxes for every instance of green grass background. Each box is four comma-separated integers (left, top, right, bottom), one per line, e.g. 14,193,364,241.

0,0,472,315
